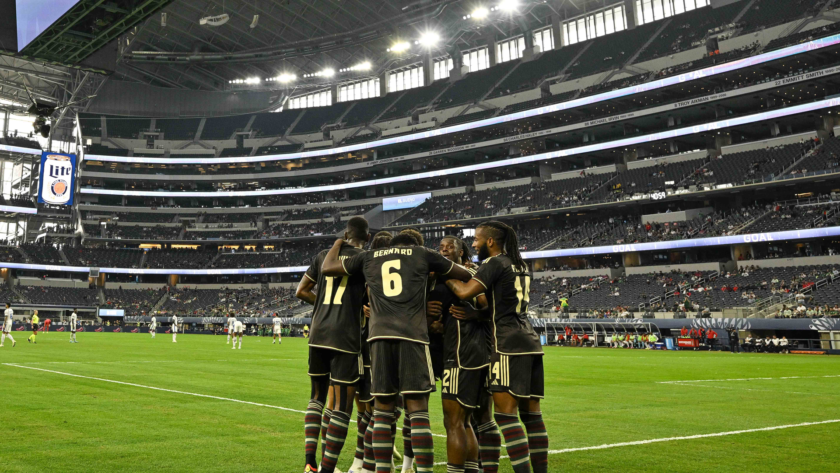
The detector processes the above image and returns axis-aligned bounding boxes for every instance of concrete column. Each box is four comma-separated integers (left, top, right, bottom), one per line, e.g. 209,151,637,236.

422,52,434,87
330,84,339,104
379,71,388,95
483,32,498,66
551,13,565,48
624,0,637,29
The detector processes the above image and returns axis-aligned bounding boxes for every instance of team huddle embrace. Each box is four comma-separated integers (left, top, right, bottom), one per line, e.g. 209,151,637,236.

295,217,548,473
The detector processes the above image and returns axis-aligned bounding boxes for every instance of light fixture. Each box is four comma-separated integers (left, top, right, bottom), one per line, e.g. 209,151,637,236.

388,41,410,53
340,61,373,72
496,0,518,11
471,6,489,19
418,31,440,47
303,68,336,78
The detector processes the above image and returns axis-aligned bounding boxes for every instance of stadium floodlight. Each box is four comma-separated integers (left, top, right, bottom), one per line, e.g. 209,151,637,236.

497,0,518,11
267,73,296,83
417,31,440,47
340,61,373,72
388,41,410,53
244,77,261,84
471,7,489,19
322,68,335,77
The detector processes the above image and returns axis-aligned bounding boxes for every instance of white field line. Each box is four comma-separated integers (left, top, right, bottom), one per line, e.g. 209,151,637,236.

668,382,820,396
7,359,298,365
2,362,447,437
432,419,840,465
2,363,306,414
657,374,840,384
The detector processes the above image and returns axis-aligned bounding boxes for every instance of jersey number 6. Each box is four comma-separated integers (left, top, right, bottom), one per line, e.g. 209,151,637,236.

382,260,403,297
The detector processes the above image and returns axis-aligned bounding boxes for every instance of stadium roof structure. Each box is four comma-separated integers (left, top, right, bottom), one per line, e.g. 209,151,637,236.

114,0,589,91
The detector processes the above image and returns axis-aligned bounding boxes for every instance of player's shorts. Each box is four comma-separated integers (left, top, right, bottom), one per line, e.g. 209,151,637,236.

370,340,435,396
31,324,39,333
488,353,544,399
361,340,371,368
273,327,281,335
149,328,156,333
357,366,373,403
308,347,363,385
441,365,489,409
172,326,178,333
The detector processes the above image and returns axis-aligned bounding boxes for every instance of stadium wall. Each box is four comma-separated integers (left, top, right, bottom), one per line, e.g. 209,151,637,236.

624,262,725,274
736,255,840,269
87,81,280,117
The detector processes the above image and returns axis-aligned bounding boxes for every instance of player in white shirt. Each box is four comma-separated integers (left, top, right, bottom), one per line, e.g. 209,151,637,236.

149,315,157,339
171,315,179,343
226,314,236,345
69,309,78,343
232,319,244,349
272,314,282,345
1,303,16,348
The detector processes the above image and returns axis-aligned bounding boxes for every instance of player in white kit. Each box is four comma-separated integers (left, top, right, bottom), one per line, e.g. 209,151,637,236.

69,309,78,343
272,314,282,345
233,319,244,349
1,303,16,348
149,315,157,339
226,314,236,344
171,314,179,343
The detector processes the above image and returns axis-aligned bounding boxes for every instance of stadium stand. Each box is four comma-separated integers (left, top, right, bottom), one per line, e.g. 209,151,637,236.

106,116,151,139
20,287,100,306
201,115,251,140
158,118,201,141
292,103,351,134
63,248,144,268
251,110,302,137
103,288,165,316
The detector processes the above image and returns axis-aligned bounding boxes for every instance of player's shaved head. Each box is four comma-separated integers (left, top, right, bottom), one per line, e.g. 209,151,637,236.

346,216,370,241
391,233,418,247
400,228,424,246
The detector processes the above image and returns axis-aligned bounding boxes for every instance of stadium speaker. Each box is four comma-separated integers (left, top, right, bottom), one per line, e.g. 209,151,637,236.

250,14,259,28
161,13,167,27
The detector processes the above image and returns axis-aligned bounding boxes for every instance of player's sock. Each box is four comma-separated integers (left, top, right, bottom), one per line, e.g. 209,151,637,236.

1,333,5,345
8,334,14,344
477,421,501,473
464,460,480,473
372,410,396,473
363,415,376,472
320,409,333,463
304,399,325,468
494,413,530,473
227,334,230,344
521,411,548,473
402,414,414,469
320,410,351,473
446,464,465,473
409,411,434,473
355,410,371,462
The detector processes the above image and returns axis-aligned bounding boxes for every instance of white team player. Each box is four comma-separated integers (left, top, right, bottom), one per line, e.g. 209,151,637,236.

149,315,157,339
272,314,282,345
232,319,244,349
226,314,236,345
1,303,16,348
171,314,179,343
69,309,78,343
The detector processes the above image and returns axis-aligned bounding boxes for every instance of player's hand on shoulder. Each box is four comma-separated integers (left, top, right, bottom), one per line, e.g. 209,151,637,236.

426,301,443,318
450,305,478,321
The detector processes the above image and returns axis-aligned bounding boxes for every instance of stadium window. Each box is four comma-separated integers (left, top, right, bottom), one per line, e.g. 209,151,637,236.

533,27,554,53
288,89,332,109
433,57,454,81
635,0,710,26
338,78,381,103
496,36,525,64
563,4,627,45
387,65,424,92
462,47,489,73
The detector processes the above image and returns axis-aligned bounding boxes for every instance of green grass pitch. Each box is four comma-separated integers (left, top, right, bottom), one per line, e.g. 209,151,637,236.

1,333,839,472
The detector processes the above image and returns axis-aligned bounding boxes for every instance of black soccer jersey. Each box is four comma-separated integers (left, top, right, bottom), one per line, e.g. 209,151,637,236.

342,245,454,344
305,244,367,353
473,254,543,356
429,273,491,370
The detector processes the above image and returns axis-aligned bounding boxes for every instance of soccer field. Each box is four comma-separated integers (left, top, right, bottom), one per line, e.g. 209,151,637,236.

1,333,839,472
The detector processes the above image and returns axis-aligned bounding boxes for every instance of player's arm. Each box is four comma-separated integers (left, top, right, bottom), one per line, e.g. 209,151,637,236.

450,294,491,321
296,274,318,305
322,239,350,276
448,257,502,301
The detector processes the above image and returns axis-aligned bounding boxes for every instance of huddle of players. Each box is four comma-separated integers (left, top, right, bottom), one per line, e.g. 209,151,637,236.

295,217,548,473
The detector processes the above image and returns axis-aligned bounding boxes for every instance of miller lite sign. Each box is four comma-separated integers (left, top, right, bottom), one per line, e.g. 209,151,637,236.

38,152,76,206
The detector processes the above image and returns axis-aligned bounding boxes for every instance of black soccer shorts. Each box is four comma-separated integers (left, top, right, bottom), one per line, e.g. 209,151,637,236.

441,365,489,409
370,340,436,396
308,347,363,385
488,352,544,399
357,366,373,403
